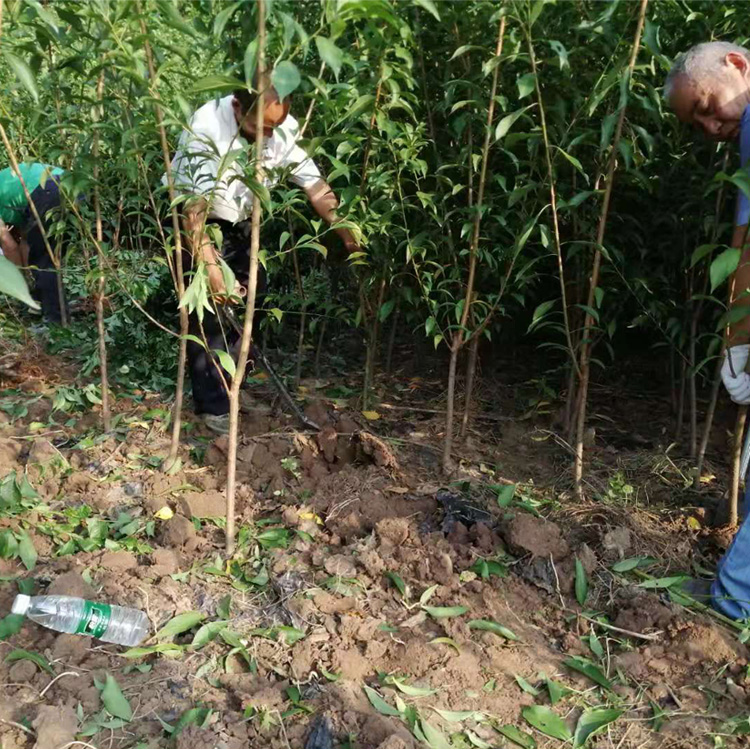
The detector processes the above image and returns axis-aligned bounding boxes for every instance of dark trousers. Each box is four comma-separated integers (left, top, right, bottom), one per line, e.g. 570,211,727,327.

185,219,267,416
25,180,66,322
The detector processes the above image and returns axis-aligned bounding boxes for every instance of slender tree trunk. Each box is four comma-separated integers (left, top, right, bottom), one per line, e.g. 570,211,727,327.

459,122,476,436
314,319,327,379
92,70,111,431
291,243,306,388
573,0,648,498
460,333,480,439
139,8,189,468
385,299,400,376
226,0,266,554
675,357,686,442
442,16,506,473
694,344,725,489
689,312,698,459
730,407,746,528
528,34,578,378
364,278,386,409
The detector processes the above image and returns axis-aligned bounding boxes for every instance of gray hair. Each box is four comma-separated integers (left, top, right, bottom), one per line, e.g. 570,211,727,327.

665,41,750,101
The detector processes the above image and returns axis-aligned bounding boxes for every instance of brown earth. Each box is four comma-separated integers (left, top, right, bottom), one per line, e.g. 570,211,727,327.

0,344,747,749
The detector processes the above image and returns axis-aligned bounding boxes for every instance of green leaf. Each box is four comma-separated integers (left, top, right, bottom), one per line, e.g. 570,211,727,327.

573,708,622,748
517,73,536,99
638,575,688,590
386,571,407,597
497,724,537,748
172,707,211,737
528,301,555,333
515,674,540,696
276,626,306,645
154,0,196,37
3,51,39,102
429,636,461,654
495,106,533,141
363,685,401,716
155,611,205,642
315,37,344,80
433,709,482,723
413,0,441,20
419,584,438,605
16,532,37,571
468,619,519,640
0,530,19,559
101,674,133,721
575,558,588,607
522,705,572,742
0,614,24,641
121,643,187,659
244,39,259,86
191,74,245,95
213,0,241,38
268,307,284,324
0,257,40,309
213,349,237,379
710,248,740,291
420,719,451,749
690,243,718,268
191,620,229,649
610,556,655,572
271,61,301,101
563,656,611,689
546,678,570,705
423,605,468,619
388,677,436,697
337,94,375,125
5,648,53,674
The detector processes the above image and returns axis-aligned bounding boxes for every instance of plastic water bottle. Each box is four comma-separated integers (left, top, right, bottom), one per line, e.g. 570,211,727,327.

11,595,149,647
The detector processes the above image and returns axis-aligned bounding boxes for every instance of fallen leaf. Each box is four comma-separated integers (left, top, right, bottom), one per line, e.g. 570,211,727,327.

385,486,410,494
361,410,381,420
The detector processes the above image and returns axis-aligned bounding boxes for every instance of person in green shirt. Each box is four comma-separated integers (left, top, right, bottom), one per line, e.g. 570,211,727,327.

0,163,67,322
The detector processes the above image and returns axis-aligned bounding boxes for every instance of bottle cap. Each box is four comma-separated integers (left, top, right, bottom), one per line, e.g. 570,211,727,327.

11,594,31,615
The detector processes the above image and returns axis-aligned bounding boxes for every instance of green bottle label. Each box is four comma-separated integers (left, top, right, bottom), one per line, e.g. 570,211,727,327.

75,601,112,639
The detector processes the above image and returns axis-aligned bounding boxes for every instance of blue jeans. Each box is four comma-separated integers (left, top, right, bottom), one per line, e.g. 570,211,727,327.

711,483,750,620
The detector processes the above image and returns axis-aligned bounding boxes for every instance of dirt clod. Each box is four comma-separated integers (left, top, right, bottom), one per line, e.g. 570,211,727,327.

47,570,96,599
178,489,226,518
33,705,78,749
502,512,570,560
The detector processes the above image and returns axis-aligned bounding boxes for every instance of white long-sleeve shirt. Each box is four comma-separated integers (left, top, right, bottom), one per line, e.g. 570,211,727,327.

167,95,322,223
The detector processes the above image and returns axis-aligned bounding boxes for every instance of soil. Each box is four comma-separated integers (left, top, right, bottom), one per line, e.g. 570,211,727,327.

0,342,748,749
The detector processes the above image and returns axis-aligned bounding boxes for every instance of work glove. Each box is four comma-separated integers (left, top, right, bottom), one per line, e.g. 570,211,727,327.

721,345,750,404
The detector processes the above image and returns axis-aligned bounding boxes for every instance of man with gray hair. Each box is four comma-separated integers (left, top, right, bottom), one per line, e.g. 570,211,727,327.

666,41,750,620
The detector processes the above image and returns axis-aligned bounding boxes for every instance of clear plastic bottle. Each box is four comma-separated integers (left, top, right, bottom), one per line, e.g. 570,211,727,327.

11,594,149,647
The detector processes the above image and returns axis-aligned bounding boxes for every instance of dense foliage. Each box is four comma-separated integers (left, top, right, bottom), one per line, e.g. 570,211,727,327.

2,0,748,479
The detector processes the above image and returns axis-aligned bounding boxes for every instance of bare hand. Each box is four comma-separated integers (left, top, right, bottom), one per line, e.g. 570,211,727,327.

207,264,243,305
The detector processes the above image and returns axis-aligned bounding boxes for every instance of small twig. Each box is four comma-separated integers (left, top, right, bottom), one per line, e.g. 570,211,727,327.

549,553,566,609
577,613,662,642
0,718,35,736
39,670,79,698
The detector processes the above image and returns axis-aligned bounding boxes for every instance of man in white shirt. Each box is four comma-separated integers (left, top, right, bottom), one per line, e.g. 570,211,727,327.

169,74,359,433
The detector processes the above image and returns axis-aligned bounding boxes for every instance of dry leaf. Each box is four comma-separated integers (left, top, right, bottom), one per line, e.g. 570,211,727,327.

385,486,410,495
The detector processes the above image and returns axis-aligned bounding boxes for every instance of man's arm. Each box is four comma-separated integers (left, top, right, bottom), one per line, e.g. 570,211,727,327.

182,198,241,302
0,221,25,267
304,179,360,253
